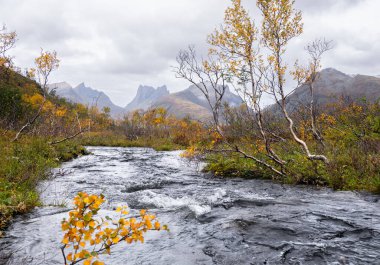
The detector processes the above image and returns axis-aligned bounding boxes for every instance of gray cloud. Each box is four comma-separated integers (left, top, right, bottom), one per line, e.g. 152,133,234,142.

0,0,379,106
295,0,363,14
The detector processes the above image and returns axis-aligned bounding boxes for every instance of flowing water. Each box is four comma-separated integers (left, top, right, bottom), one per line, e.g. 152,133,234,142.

0,147,379,265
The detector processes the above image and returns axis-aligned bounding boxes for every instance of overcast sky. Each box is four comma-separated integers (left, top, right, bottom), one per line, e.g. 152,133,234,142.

1,0,379,106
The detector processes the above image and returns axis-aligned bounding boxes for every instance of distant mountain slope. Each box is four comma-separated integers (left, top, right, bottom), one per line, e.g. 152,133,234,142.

50,82,84,104
125,85,169,111
49,82,125,118
269,68,380,113
152,84,243,119
152,95,212,120
125,83,243,120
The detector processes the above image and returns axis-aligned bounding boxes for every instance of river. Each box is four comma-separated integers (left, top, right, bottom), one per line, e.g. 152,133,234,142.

0,147,379,264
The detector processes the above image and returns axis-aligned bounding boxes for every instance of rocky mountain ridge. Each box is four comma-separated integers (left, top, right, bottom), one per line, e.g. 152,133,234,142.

125,85,169,111
50,68,380,120
49,82,125,118
277,68,380,113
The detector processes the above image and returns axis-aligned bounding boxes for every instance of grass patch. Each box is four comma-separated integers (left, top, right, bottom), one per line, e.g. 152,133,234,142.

0,134,87,232
77,132,184,151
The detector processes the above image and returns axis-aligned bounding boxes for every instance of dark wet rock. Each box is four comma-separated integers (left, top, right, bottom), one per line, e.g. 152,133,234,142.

202,245,217,257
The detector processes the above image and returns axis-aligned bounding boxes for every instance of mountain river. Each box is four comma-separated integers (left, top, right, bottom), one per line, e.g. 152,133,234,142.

0,147,379,264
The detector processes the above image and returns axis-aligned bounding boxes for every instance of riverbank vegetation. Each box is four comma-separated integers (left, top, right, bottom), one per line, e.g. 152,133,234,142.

78,107,208,151
176,0,380,193
201,100,380,192
0,135,86,231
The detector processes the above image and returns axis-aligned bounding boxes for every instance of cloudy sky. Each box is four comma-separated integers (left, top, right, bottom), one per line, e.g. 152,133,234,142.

0,0,379,106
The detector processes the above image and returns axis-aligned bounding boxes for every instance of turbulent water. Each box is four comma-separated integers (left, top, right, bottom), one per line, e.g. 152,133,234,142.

0,147,379,265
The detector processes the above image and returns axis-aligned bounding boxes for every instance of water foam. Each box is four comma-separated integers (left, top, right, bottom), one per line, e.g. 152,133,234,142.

138,190,212,217
207,188,227,204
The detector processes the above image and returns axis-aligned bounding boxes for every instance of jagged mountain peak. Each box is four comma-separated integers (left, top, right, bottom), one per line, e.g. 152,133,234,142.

125,82,243,120
50,81,125,118
125,85,170,111
157,85,168,92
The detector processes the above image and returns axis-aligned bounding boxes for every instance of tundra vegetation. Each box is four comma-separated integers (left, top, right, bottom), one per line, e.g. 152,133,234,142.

0,0,380,263
175,0,380,192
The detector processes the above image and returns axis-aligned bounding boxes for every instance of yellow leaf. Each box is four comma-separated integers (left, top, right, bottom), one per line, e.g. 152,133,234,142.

62,237,69,244
76,221,84,229
89,221,96,228
61,222,70,231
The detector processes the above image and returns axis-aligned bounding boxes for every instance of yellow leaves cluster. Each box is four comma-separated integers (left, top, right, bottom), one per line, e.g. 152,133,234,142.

290,60,308,83
55,107,67,117
22,93,44,107
257,0,303,50
35,50,60,77
208,0,258,78
61,192,168,265
318,113,337,126
0,25,17,63
181,145,197,159
142,107,168,127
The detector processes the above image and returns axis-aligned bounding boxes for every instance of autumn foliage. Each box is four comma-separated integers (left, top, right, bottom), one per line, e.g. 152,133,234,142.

175,0,380,192
61,192,167,265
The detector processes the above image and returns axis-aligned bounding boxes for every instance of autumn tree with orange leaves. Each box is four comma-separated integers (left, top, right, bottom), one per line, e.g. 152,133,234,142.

12,49,60,141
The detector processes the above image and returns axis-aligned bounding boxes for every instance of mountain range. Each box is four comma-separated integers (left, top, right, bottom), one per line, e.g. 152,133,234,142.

276,68,380,114
133,83,243,120
50,68,380,120
48,82,125,117
49,82,243,120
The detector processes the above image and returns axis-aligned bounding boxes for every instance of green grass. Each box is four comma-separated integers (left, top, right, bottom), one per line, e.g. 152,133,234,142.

77,132,185,151
0,135,87,231
204,153,272,179
204,148,380,193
